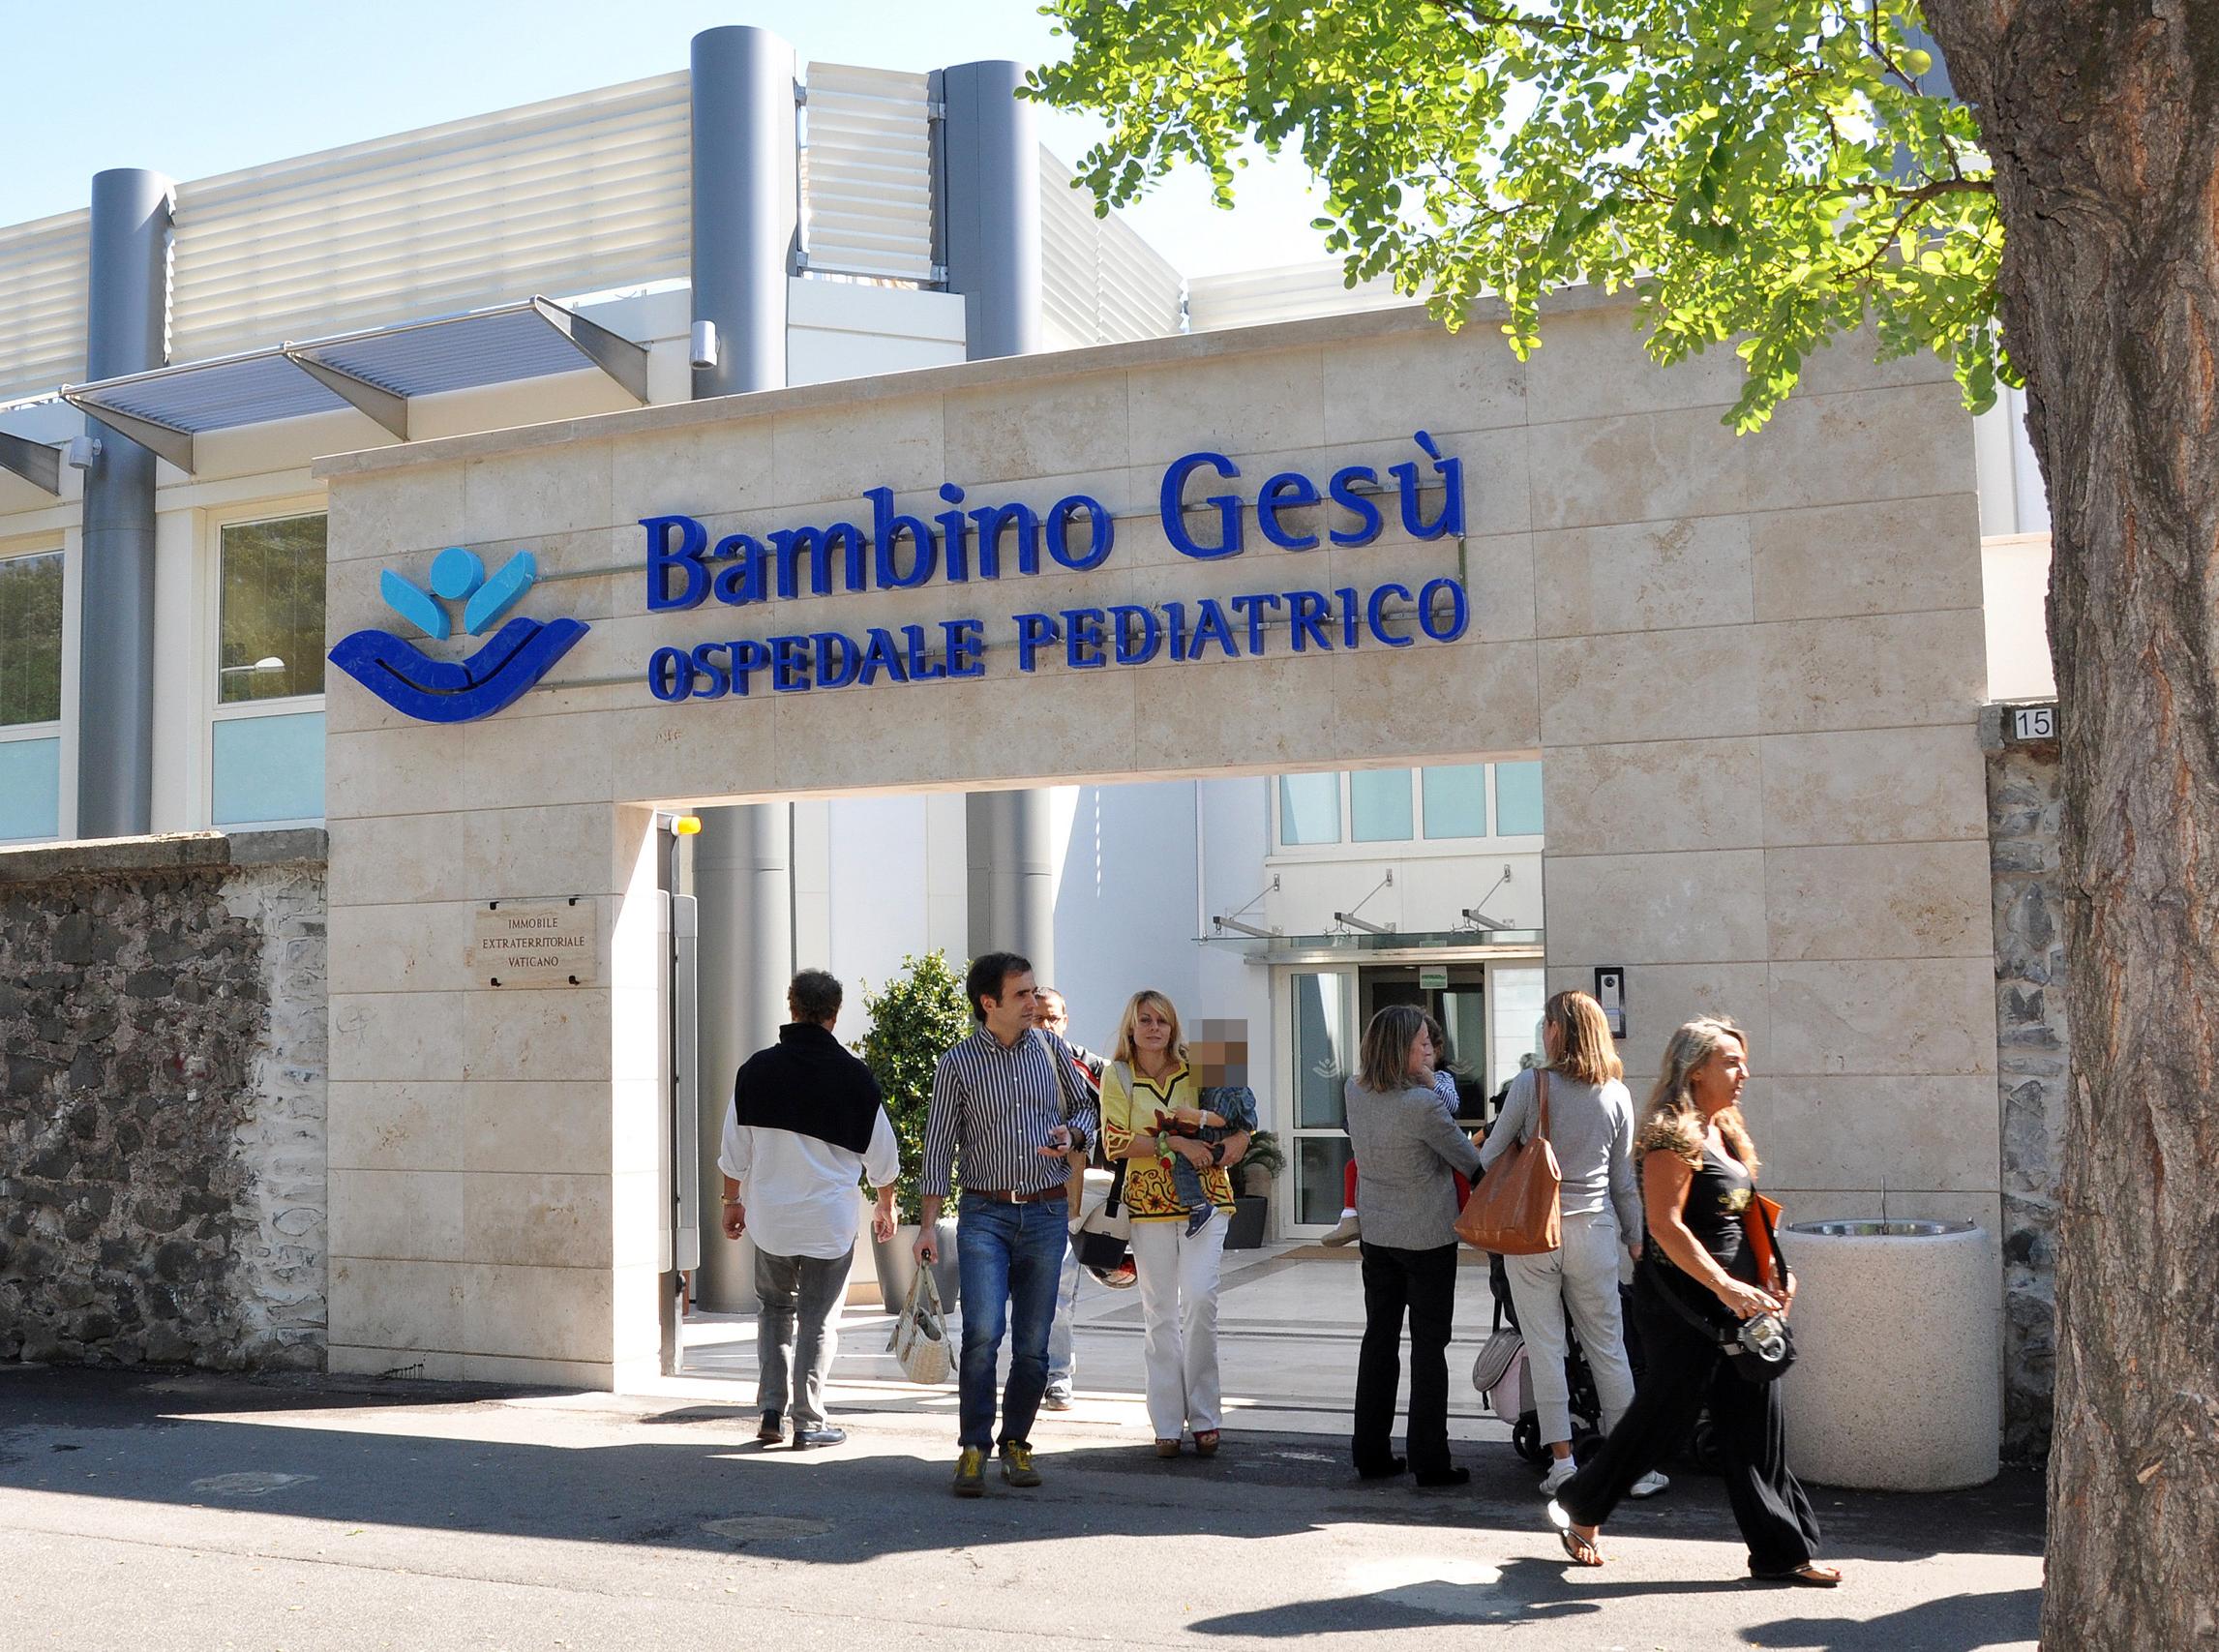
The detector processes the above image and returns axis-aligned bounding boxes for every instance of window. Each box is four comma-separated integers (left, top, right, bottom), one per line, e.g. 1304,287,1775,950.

1349,768,1413,842
0,549,64,842
1494,761,1544,836
1275,762,1545,850
219,515,326,704
212,513,326,826
1277,771,1341,845
1421,764,1488,839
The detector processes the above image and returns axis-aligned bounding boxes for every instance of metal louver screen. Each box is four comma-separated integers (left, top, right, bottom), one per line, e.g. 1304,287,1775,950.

1038,149,1183,348
0,211,92,403
1185,259,1416,332
169,74,691,364
800,63,936,284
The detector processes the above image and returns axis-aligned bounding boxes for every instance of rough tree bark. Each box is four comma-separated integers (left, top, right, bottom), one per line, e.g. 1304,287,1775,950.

1920,3,2219,1646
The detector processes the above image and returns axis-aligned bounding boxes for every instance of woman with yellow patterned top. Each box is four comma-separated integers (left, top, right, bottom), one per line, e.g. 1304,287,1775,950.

1101,989,1255,1457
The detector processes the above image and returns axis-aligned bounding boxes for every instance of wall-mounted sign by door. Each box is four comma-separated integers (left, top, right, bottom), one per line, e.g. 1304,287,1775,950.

472,899,598,986
1593,966,1627,1038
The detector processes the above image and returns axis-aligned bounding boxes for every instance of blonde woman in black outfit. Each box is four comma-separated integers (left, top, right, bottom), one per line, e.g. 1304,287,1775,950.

1547,1018,1842,1588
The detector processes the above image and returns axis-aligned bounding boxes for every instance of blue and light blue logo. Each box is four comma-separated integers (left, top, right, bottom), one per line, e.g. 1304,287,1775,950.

328,546,588,724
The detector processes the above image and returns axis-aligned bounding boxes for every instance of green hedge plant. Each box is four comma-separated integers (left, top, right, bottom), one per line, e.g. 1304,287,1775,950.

853,949,974,1226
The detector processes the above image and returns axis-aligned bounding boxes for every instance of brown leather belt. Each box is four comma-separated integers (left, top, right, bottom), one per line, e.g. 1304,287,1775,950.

966,1186,1067,1205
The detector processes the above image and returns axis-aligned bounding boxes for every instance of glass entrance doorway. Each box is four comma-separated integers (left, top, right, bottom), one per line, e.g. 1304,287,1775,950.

1277,959,1546,1237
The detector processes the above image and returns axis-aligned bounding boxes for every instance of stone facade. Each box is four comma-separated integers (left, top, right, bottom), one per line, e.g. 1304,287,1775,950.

1984,708,2068,1458
312,294,1998,1387
0,830,328,1369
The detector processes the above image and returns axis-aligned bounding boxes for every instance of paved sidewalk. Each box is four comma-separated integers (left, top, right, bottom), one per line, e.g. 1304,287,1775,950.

0,1359,2042,1652
682,1241,1520,1440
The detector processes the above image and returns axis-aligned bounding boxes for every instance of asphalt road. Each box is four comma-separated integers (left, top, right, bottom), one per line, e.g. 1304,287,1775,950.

0,1366,2044,1652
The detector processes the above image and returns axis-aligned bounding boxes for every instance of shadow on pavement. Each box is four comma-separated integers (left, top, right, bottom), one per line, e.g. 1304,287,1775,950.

1186,1558,2041,1649
0,1366,2044,1592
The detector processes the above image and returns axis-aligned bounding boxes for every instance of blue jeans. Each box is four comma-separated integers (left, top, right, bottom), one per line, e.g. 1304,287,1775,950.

1046,1235,1081,1395
956,1193,1068,1451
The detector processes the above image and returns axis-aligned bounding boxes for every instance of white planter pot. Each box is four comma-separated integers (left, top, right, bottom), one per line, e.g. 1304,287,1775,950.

1779,1218,1999,1490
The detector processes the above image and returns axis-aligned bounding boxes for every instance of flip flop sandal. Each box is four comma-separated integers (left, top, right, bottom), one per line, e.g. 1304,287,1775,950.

1154,1439,1182,1457
1546,1500,1604,1567
1193,1429,1220,1457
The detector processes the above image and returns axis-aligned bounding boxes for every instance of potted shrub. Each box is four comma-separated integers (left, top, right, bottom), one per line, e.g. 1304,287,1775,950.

855,950,971,1310
1225,1127,1286,1249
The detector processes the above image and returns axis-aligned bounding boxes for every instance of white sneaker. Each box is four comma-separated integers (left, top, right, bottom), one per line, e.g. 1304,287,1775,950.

1629,1470,1670,1499
1539,1457,1577,1494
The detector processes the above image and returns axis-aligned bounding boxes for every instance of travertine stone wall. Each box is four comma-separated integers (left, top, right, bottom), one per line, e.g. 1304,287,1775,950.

0,831,328,1369
1983,710,2068,1458
315,293,1994,1385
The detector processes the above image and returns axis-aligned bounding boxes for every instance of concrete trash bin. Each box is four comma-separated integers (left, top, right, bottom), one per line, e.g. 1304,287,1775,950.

1779,1218,1999,1490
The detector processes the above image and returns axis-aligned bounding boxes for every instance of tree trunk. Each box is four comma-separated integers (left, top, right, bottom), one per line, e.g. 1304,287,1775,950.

1922,4,2219,1646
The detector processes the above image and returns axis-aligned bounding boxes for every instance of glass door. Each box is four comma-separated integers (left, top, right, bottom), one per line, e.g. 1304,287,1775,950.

1359,966,1490,1122
1281,967,1358,1233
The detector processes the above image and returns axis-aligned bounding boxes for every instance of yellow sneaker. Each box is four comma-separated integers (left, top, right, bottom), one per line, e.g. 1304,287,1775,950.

999,1442,1042,1487
952,1446,986,1497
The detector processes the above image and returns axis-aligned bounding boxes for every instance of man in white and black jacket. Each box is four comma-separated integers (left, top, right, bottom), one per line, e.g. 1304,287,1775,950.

720,969,900,1450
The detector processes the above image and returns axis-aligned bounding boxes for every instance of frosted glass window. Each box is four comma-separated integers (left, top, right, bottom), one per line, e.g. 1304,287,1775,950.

1278,771,1341,845
219,515,326,704
1349,768,1413,842
213,712,325,826
1421,765,1487,839
0,551,62,726
0,736,60,840
1489,966,1548,1093
1291,972,1354,1128
1495,761,1544,836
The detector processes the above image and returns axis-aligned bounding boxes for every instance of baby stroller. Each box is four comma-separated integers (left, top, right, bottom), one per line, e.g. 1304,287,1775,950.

1473,1252,1647,1469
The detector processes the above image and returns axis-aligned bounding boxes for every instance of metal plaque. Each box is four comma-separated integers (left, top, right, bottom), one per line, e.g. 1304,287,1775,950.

473,899,598,986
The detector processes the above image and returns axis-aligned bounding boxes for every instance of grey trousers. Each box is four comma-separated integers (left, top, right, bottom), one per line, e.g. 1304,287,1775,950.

755,1246,851,1429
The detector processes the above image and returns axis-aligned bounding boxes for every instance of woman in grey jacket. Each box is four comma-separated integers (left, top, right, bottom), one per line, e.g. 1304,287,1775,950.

1479,990,1663,1499
1344,1004,1484,1486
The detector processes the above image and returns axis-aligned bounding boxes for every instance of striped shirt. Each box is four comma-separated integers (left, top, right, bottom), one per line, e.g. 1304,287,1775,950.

922,1026,1102,1198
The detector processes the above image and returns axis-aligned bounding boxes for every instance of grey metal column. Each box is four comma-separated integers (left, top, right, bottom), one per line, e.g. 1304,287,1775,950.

939,60,1040,358
944,62,1054,977
688,26,798,1313
76,167,173,839
691,24,795,399
966,791,1056,981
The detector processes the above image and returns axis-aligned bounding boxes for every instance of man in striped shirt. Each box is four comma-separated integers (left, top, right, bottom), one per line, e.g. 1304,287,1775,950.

915,951,1100,1496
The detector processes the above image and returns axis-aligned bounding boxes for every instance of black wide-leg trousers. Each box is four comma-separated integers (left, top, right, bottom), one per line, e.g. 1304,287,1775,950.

1351,1240,1458,1477
1557,1274,1821,1574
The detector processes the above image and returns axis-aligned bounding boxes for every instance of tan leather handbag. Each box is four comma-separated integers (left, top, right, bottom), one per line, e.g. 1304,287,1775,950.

1455,1069,1563,1255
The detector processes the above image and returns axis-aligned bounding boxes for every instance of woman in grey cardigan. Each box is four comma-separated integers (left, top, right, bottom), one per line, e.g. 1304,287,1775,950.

1479,990,1664,1500
1344,1004,1484,1486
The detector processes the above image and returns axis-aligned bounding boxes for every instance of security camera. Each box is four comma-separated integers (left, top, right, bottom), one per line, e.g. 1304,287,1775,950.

65,435,102,470
689,320,720,372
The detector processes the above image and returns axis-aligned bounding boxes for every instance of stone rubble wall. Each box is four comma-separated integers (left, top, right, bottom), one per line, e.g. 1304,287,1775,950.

1983,710,2068,1460
0,831,328,1370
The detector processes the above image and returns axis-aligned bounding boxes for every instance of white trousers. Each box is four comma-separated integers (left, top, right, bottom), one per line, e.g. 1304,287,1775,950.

1503,1210,1639,1447
1128,1210,1227,1438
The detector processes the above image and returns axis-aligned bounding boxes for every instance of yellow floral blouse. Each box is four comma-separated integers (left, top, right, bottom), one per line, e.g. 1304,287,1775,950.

1101,1062,1239,1220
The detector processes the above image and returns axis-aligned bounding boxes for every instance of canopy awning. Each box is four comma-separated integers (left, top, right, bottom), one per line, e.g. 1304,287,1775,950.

1198,928,1546,967
0,427,62,495
61,297,649,473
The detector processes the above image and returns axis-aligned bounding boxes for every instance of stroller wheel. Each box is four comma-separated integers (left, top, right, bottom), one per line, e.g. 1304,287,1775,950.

1511,1415,1546,1466
1571,1427,1604,1467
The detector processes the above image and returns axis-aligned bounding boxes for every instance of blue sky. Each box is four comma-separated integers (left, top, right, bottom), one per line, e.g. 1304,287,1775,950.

3,0,1331,278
